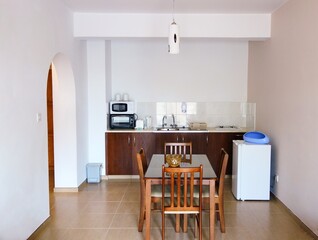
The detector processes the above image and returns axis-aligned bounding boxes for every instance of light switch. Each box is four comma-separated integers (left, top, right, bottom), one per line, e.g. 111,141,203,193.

36,113,42,122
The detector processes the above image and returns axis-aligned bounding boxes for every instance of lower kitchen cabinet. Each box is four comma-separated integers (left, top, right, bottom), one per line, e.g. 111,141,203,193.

106,131,244,175
106,133,132,175
154,132,208,154
207,132,244,175
106,132,155,175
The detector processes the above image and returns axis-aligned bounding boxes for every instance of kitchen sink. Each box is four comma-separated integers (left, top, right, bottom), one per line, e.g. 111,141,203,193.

156,127,180,131
156,126,191,131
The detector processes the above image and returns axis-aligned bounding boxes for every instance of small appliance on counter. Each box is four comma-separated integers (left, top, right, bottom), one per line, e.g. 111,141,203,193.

110,101,135,114
135,119,144,130
109,114,136,129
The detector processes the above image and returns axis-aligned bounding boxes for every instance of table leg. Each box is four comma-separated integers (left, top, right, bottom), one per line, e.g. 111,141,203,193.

209,179,215,240
145,179,151,240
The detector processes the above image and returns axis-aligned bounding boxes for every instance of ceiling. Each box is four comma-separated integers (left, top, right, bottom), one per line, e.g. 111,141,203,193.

61,0,289,14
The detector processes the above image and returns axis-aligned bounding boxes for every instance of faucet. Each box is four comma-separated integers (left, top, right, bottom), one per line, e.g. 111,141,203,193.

171,114,176,128
162,115,167,128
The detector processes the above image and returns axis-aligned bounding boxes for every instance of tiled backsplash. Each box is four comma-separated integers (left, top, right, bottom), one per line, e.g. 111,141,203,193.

135,102,256,129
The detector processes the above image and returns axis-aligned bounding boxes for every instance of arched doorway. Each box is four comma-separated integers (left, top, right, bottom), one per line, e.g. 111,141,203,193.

47,65,54,191
46,54,78,191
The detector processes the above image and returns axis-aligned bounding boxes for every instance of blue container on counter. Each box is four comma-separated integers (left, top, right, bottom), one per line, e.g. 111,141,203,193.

243,131,270,144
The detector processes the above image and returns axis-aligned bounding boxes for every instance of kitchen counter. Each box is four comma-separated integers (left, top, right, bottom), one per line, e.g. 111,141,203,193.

106,127,250,133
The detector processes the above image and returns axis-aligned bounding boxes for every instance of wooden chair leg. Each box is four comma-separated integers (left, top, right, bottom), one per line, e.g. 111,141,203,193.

162,213,165,240
176,214,180,232
199,213,202,240
219,202,225,233
194,215,197,238
183,214,188,232
138,201,145,232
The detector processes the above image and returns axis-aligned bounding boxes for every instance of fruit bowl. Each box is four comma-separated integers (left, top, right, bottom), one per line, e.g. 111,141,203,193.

165,154,182,167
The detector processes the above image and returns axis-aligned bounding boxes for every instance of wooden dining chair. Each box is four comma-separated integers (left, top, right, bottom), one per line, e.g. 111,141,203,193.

194,148,229,233
136,148,168,232
164,142,192,164
162,165,203,240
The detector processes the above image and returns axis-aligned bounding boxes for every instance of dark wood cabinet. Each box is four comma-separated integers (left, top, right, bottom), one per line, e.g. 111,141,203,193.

106,132,155,175
207,132,244,175
106,131,244,175
154,132,208,154
131,133,155,175
106,133,132,175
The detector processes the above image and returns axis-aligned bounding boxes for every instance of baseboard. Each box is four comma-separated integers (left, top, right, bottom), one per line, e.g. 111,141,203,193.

53,179,86,193
105,175,139,181
271,193,318,239
27,216,50,240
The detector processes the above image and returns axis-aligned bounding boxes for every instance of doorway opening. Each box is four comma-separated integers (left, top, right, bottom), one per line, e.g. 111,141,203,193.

47,64,54,192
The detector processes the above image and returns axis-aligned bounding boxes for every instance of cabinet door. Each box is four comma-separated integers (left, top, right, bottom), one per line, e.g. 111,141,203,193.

154,133,179,154
106,133,132,175
180,133,208,154
207,132,244,175
131,133,156,175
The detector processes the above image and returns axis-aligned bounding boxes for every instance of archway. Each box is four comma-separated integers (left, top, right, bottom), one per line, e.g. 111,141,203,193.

47,53,78,190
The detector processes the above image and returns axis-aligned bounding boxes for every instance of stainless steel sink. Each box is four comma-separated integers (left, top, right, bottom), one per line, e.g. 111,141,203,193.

156,127,179,131
156,126,191,131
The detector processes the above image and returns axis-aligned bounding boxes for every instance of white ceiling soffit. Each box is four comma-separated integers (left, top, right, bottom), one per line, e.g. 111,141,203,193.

62,0,289,14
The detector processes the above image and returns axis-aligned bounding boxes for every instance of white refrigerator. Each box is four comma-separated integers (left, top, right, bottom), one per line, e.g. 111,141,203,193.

232,140,271,200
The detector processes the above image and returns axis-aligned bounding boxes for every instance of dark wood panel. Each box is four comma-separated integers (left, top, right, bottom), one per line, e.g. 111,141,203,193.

131,133,156,175
207,132,244,175
106,131,244,175
181,133,208,154
106,133,132,175
154,133,179,154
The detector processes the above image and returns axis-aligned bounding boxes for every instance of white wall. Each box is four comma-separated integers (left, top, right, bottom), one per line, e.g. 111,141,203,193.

87,41,107,174
248,0,318,235
0,0,87,238
111,39,248,102
74,13,271,39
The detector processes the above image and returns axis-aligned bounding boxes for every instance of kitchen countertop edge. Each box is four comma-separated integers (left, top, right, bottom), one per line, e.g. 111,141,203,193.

106,127,250,133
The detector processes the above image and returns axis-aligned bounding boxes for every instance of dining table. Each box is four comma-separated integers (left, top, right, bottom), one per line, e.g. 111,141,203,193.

144,154,217,240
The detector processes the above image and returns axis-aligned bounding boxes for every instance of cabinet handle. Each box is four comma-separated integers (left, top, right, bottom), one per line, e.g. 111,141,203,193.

206,136,209,144
133,136,136,146
128,136,130,145
177,136,179,142
182,137,184,142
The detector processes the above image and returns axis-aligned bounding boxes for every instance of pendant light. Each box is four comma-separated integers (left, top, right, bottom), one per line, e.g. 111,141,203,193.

168,0,179,54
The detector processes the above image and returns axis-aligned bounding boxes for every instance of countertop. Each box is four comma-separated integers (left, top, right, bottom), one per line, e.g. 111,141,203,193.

106,127,250,133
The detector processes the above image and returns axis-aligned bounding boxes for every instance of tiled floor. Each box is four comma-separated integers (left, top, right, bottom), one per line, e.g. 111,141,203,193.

31,173,315,240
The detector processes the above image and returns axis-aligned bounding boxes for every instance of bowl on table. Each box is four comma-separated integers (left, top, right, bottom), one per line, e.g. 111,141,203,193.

165,154,182,167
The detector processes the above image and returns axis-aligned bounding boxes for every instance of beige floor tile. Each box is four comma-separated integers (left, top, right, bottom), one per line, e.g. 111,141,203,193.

69,213,114,228
83,201,120,214
63,229,108,240
105,229,144,240
30,177,316,240
122,190,140,202
29,227,68,240
116,202,140,214
110,214,139,228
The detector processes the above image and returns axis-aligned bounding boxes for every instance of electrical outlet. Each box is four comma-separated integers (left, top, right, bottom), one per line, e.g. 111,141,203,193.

275,175,279,183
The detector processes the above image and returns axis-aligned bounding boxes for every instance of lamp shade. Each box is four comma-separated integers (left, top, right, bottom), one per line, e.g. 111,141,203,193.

168,22,179,54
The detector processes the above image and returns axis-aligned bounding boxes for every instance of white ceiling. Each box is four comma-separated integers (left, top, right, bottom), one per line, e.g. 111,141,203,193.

62,0,289,14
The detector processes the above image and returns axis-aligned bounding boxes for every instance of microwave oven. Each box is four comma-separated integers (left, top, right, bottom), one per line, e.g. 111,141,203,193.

110,101,135,114
109,114,136,129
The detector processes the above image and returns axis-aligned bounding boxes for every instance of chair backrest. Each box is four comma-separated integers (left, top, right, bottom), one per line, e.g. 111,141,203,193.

136,148,148,197
162,165,203,214
217,148,229,199
164,142,192,164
